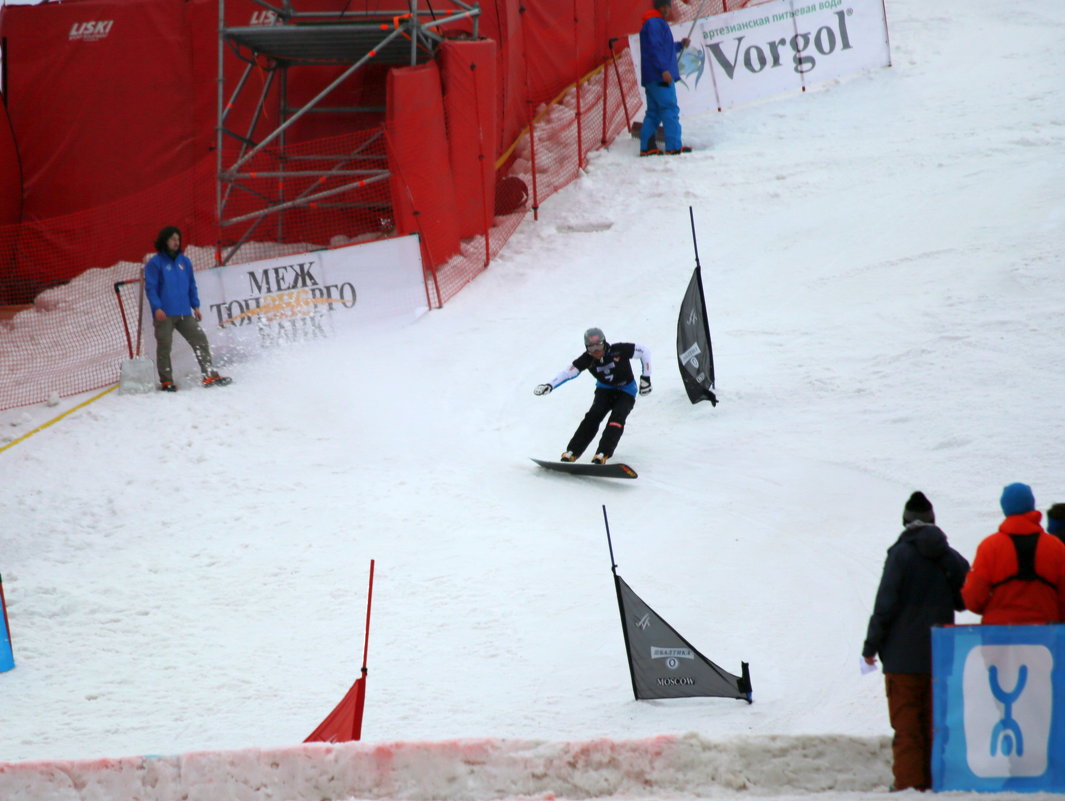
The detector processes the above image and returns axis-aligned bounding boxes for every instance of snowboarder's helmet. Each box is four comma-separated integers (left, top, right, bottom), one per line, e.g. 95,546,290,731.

584,327,606,350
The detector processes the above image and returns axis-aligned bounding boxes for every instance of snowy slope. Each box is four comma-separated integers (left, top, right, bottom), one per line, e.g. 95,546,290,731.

2,0,1064,798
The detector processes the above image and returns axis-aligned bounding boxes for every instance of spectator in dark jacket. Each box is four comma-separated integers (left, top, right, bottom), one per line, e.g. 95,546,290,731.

961,482,1065,623
862,491,969,792
637,0,691,156
1046,502,1065,544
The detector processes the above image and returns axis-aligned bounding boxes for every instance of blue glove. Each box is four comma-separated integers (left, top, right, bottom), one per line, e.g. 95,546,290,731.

534,383,553,396
639,376,652,396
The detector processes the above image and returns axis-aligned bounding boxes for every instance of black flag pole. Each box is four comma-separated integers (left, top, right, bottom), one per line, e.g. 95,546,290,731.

688,207,709,314
603,504,618,575
604,505,640,699
688,205,702,271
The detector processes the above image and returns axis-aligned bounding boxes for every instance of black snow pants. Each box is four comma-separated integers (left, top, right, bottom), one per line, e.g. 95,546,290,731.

566,387,636,459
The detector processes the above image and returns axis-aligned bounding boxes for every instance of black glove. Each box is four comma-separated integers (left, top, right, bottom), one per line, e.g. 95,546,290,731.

639,376,652,396
534,383,553,396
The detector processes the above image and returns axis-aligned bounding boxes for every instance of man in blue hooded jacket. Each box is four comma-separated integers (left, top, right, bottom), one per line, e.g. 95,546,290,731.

144,225,231,391
638,0,691,156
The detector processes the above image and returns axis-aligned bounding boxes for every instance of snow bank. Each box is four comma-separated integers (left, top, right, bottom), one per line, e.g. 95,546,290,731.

0,734,890,801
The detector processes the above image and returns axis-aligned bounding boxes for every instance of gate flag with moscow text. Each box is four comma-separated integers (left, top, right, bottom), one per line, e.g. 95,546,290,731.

614,574,751,701
604,505,750,702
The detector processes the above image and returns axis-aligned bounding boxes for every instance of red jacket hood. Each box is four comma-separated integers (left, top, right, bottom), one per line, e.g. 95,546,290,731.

641,9,664,22
999,510,1044,535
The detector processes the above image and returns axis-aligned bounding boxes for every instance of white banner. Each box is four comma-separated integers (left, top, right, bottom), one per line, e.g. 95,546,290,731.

629,0,890,114
144,234,427,380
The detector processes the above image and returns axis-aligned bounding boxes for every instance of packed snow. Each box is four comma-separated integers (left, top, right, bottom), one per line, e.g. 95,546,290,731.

2,0,1064,799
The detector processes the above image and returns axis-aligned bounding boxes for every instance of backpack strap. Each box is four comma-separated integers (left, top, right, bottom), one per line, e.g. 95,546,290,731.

991,533,1057,590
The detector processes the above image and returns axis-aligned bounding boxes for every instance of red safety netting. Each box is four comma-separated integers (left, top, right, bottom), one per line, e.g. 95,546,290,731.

427,49,641,306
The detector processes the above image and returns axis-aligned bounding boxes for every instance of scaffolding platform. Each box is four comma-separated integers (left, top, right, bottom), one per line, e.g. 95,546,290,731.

217,1,480,264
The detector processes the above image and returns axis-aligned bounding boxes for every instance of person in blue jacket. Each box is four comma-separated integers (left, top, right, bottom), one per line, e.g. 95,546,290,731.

638,0,691,156
144,226,230,391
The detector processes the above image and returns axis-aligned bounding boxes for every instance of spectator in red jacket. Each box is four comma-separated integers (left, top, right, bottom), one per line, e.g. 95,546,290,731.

962,483,1065,624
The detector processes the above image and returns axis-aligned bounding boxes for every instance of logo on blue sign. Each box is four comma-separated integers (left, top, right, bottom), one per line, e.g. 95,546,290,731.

963,645,1051,778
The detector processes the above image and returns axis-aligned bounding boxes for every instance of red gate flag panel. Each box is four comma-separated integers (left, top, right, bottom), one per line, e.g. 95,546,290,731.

305,676,365,743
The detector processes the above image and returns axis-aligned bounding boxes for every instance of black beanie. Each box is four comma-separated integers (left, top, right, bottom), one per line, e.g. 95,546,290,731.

903,491,935,524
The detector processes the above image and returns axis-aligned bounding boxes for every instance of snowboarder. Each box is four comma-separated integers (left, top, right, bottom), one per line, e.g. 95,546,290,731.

534,328,651,464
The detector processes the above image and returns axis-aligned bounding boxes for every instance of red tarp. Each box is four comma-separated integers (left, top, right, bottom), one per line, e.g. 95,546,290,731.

386,61,460,268
439,40,498,241
0,0,195,221
0,0,385,227
0,0,655,285
0,98,22,227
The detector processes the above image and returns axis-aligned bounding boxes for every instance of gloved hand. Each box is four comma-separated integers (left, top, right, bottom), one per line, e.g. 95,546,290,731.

639,376,652,396
534,383,553,396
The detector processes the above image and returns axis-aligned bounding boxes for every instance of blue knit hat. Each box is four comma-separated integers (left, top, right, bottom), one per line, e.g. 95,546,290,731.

1000,482,1036,517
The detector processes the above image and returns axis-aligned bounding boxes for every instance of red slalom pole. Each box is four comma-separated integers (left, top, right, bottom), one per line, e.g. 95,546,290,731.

352,559,375,740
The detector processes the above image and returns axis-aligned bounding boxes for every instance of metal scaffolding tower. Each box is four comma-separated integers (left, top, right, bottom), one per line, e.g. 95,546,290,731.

216,0,481,264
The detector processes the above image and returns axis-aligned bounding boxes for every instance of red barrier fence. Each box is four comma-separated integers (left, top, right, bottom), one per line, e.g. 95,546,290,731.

0,0,758,410
0,47,641,411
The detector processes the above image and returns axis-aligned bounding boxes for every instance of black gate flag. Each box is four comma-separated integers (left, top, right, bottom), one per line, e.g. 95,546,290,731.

677,208,718,406
604,506,751,703
615,574,751,701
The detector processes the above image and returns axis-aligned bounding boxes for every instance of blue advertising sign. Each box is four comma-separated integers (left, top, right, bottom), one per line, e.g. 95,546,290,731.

932,624,1065,792
0,574,13,673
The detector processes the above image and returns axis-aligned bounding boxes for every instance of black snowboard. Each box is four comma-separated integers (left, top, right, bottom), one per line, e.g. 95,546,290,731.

531,458,638,479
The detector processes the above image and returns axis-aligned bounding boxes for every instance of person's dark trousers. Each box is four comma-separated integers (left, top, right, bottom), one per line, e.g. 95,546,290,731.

885,672,933,791
567,388,636,458
154,315,214,383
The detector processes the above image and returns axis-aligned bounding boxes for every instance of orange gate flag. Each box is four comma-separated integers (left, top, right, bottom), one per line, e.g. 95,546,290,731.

305,673,367,743
305,559,374,742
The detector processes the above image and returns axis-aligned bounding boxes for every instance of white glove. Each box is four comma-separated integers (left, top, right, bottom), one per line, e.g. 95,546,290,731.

534,383,553,396
639,376,652,396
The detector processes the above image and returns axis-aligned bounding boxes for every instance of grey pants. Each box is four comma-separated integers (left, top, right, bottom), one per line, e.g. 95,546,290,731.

154,315,214,383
